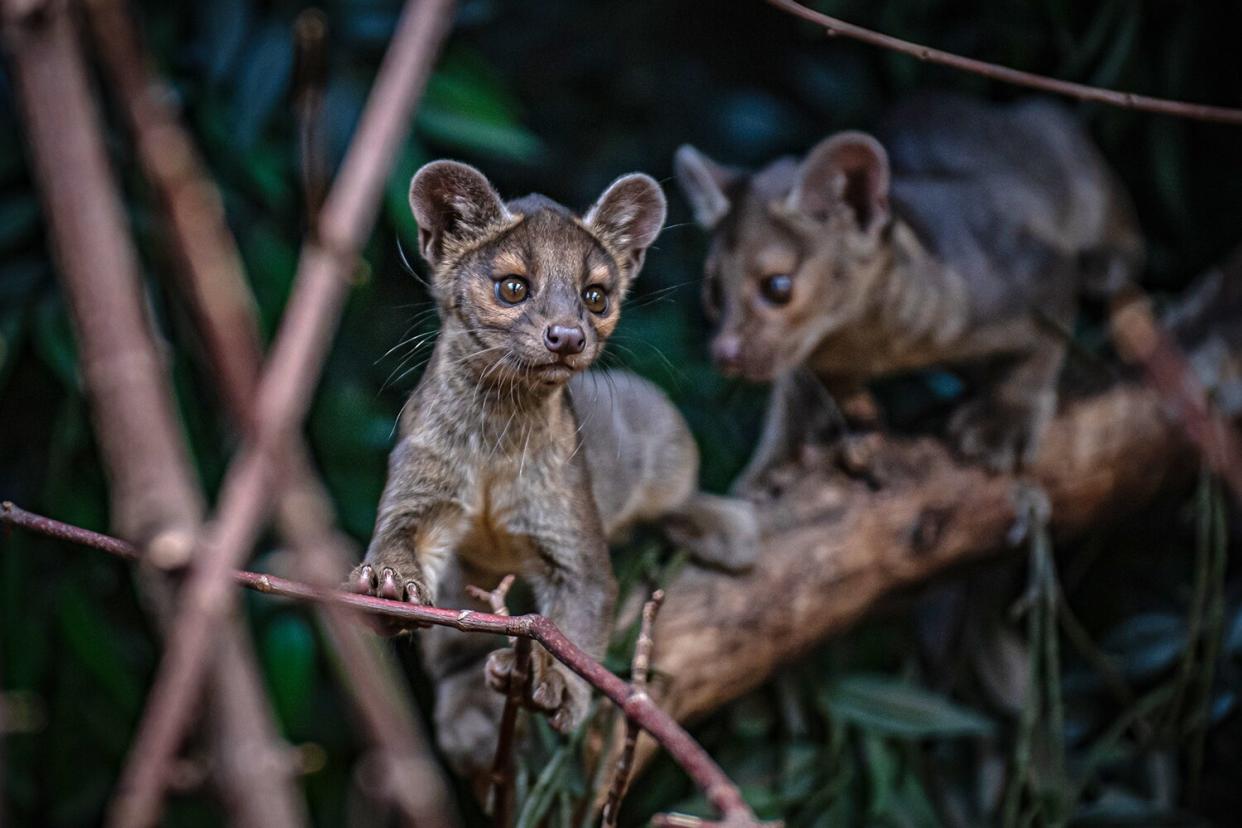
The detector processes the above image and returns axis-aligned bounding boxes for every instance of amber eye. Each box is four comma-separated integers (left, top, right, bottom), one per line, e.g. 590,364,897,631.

495,276,529,305
759,274,793,305
582,285,608,314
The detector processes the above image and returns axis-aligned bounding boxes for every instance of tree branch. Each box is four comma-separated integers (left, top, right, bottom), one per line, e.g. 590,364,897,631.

1,502,763,826
80,1,457,821
766,0,1242,125
0,2,306,825
105,2,457,825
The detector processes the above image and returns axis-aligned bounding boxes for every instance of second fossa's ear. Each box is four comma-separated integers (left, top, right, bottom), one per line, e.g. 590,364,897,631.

787,131,890,235
584,173,667,277
673,145,738,229
409,160,511,267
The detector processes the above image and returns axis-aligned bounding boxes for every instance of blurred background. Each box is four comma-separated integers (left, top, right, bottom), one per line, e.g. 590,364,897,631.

2,0,1242,824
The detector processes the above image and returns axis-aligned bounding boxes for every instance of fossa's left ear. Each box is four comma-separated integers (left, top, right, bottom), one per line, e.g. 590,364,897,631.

584,173,667,277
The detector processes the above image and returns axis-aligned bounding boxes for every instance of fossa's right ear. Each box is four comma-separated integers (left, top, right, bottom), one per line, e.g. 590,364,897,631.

409,160,510,267
673,145,738,230
787,131,890,235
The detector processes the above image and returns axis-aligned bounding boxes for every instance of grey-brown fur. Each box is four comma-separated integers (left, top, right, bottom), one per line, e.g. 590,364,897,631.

675,93,1144,481
352,161,756,776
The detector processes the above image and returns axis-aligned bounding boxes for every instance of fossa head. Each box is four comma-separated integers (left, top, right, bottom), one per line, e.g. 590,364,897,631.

410,161,666,390
675,132,894,382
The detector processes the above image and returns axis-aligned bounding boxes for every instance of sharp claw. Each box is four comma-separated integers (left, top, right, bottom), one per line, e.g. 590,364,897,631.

550,708,572,733
352,565,375,594
379,568,401,600
403,581,422,604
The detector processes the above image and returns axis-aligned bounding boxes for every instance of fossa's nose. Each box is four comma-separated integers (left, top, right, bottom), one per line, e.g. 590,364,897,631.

711,333,742,375
544,324,585,356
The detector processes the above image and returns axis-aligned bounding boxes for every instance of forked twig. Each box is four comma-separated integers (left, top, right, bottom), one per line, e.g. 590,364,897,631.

81,0,455,819
603,589,665,826
103,2,457,825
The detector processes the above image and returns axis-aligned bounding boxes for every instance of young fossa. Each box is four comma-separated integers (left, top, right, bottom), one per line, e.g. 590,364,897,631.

676,93,1144,487
351,161,757,776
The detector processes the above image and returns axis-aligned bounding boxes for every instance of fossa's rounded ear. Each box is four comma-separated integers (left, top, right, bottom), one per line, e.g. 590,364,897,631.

673,145,738,229
788,131,890,235
409,160,510,266
584,173,667,276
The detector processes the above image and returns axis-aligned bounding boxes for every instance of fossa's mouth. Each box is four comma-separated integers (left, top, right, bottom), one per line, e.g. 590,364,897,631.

528,360,578,386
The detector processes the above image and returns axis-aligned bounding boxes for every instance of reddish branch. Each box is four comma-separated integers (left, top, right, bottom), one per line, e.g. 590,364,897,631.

80,1,457,821
1110,291,1242,505
766,0,1242,126
0,2,306,825
1,502,761,825
105,1,457,825
82,0,265,431
604,589,665,826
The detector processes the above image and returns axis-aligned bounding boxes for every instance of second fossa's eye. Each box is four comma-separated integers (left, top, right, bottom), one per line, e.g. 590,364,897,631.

496,276,529,305
760,274,793,305
582,285,608,314
704,277,723,317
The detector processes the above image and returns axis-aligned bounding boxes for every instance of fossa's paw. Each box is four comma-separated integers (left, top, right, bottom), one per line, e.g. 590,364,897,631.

948,399,1043,473
346,562,433,635
485,648,590,734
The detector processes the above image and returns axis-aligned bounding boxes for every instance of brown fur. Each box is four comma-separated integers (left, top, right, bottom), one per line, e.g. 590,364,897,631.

676,93,1145,481
351,161,756,777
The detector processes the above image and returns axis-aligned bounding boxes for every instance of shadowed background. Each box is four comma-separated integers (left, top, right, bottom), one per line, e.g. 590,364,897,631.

2,0,1241,824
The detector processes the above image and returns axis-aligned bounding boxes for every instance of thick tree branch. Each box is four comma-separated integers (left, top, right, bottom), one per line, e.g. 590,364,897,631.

81,1,457,821
106,0,456,822
629,306,1240,779
766,0,1242,125
1,502,762,826
0,2,306,825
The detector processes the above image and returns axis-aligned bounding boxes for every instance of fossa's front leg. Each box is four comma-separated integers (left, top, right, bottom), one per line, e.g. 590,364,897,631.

733,369,875,495
949,337,1067,472
349,439,463,631
485,496,616,733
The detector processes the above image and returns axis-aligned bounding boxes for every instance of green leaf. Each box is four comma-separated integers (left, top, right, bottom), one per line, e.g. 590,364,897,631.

262,614,317,732
55,584,144,717
1100,612,1185,681
820,674,995,739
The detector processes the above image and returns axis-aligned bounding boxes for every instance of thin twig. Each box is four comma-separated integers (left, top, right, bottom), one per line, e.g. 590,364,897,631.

489,636,529,827
105,2,456,826
1,502,762,826
293,8,330,229
464,575,527,825
766,0,1242,126
604,589,665,826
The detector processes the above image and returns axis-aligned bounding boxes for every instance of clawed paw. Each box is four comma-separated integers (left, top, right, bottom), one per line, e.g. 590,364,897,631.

948,399,1043,473
346,562,432,634
484,648,588,734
